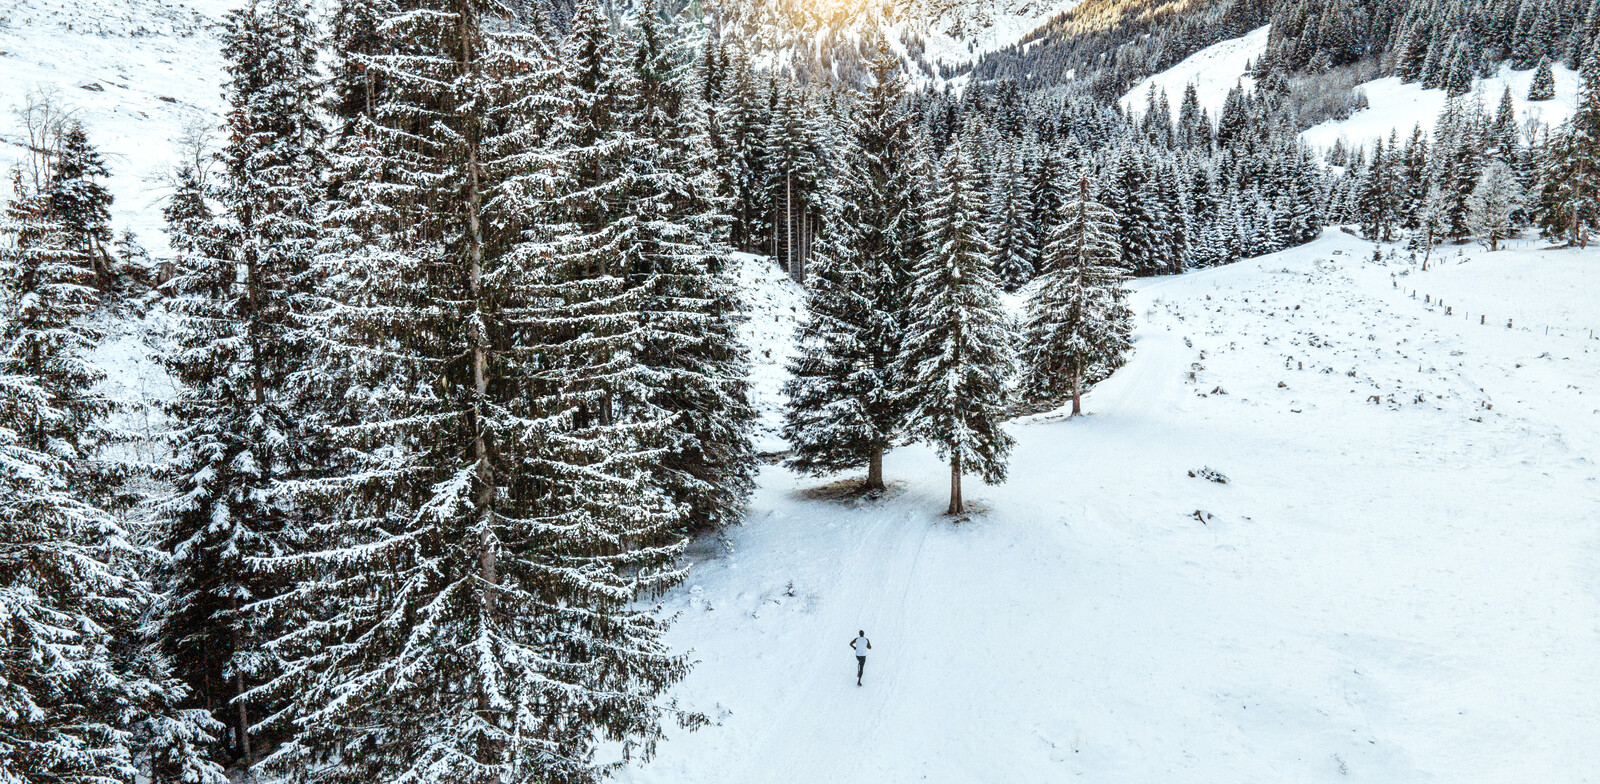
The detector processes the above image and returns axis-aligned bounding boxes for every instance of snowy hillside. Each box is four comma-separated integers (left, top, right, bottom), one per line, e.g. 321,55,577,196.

723,0,1086,84
1302,61,1584,150
1119,27,1583,153
623,231,1600,783
0,0,232,255
732,252,805,455
907,0,1087,67
1119,25,1268,119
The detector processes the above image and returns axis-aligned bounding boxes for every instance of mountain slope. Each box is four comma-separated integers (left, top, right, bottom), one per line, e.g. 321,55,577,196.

712,0,1087,82
1301,60,1584,149
1118,24,1267,118
967,0,1273,97
0,0,232,256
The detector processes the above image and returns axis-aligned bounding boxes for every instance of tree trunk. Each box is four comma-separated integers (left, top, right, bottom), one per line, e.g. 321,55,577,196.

948,453,963,515
230,597,252,765
460,3,497,620
799,205,807,283
1071,361,1083,417
786,171,793,278
235,671,252,764
866,446,884,490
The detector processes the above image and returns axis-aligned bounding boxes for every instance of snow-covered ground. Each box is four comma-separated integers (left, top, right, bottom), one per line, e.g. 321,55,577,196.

732,253,805,455
624,230,1600,783
912,0,1086,68
1302,61,1583,151
757,0,1086,89
1120,25,1268,120
1118,26,1581,152
0,0,234,256
10,3,1600,779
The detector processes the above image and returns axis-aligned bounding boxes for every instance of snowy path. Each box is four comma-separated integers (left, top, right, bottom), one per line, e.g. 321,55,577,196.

624,233,1600,783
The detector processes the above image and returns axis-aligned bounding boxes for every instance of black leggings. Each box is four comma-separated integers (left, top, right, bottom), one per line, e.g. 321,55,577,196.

856,656,866,679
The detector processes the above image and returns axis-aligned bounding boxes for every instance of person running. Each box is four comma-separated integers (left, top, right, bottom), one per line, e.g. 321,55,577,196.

850,631,872,686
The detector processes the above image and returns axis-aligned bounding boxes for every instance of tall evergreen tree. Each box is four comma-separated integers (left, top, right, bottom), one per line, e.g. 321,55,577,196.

782,42,914,491
46,123,118,292
1536,51,1600,246
1025,141,1068,268
257,2,696,783
1489,87,1522,165
0,178,111,487
624,1,756,533
1468,159,1524,250
898,137,1014,516
1528,56,1556,101
989,137,1033,290
1,142,225,784
0,166,132,784
155,0,325,765
1176,83,1213,151
1022,176,1132,416
721,47,771,253
1358,136,1399,241
764,79,825,280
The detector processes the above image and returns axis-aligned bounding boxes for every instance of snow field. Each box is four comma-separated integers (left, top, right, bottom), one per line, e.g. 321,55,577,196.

1118,24,1582,153
623,230,1600,782
912,0,1088,69
1119,25,1269,121
1301,61,1583,150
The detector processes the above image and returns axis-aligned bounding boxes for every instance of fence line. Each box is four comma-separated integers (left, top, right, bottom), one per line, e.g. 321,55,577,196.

1392,280,1600,342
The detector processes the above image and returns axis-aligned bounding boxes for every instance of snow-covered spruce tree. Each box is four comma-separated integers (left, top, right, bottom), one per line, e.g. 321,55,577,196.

1,167,226,784
1284,143,1326,245
1412,182,1448,269
255,1,694,782
1489,87,1522,166
0,173,112,487
161,162,216,266
1358,136,1399,242
720,46,771,253
1430,98,1487,242
989,137,1033,290
1101,148,1176,276
1024,141,1062,267
1535,51,1600,247
781,44,914,491
154,0,324,765
1442,39,1475,98
898,137,1015,516
0,370,223,784
1022,176,1132,416
1467,159,1524,250
625,0,757,533
1176,83,1212,151
0,173,130,784
1528,56,1556,101
780,156,884,486
1573,0,1600,71
764,78,826,279
45,122,119,292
